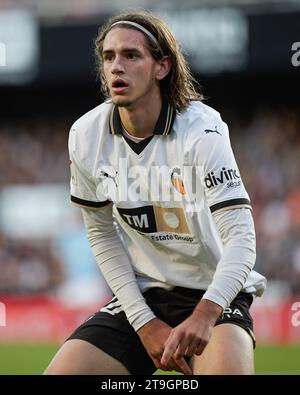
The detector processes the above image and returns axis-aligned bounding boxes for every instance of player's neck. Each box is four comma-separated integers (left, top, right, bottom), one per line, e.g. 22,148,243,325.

119,92,162,138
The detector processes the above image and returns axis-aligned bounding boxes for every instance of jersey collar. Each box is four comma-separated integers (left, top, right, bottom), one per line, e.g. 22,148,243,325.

109,99,176,136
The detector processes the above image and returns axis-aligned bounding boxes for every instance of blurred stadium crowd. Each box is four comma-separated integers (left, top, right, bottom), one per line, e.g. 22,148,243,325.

230,106,300,296
0,104,299,296
0,234,63,293
0,118,68,185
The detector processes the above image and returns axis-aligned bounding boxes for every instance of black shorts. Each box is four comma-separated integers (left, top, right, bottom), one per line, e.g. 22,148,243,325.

67,287,255,375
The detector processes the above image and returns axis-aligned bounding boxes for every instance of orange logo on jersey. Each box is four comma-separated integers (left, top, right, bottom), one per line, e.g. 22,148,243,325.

171,168,186,195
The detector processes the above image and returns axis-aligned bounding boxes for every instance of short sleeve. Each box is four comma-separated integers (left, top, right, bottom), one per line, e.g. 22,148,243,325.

194,118,251,214
69,127,110,209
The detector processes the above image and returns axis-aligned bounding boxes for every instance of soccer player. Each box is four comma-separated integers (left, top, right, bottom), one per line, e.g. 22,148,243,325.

44,10,266,375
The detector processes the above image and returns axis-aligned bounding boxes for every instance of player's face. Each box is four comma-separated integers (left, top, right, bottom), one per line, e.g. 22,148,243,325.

102,27,163,109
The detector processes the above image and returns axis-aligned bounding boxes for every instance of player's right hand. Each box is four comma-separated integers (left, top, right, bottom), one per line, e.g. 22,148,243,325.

137,318,192,375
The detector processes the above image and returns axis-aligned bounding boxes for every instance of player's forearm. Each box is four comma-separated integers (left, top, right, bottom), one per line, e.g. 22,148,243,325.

81,206,156,331
202,208,256,309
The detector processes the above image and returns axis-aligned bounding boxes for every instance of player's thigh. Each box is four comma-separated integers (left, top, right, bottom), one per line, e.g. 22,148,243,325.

44,339,130,375
191,323,254,375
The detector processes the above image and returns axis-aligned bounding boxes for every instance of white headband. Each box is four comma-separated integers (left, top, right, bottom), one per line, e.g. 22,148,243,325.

110,20,164,56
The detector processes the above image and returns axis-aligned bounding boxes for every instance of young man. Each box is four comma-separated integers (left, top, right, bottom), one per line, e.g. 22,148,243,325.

45,10,266,375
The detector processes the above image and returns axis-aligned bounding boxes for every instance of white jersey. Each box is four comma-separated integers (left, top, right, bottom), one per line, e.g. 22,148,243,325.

69,100,266,297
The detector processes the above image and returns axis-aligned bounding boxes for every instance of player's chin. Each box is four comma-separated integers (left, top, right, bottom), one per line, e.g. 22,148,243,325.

111,96,132,108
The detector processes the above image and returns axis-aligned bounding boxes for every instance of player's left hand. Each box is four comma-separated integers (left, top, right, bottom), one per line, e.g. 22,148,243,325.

137,318,192,375
161,299,222,365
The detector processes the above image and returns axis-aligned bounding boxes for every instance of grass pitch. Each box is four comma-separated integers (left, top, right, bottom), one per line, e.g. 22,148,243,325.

0,343,299,375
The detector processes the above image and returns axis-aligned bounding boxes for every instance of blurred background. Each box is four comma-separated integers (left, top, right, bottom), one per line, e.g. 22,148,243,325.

0,0,299,374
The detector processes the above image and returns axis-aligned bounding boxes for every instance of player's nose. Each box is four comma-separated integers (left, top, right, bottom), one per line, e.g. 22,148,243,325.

111,55,125,74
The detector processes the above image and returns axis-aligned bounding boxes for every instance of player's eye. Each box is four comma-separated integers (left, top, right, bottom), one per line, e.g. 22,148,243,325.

103,54,114,62
126,52,137,59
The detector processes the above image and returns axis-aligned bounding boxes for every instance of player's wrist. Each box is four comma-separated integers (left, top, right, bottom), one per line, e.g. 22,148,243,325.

193,298,223,325
136,317,160,336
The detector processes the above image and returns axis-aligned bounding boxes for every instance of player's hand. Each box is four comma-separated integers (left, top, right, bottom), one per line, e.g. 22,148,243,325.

161,299,222,366
137,318,192,375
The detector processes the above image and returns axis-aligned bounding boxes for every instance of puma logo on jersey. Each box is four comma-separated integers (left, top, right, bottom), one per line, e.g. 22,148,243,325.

204,126,222,136
98,169,118,186
205,167,240,189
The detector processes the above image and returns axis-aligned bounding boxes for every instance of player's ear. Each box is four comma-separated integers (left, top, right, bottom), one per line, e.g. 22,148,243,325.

155,56,172,81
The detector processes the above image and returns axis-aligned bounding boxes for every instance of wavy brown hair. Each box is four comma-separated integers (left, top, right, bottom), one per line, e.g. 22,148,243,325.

95,10,203,112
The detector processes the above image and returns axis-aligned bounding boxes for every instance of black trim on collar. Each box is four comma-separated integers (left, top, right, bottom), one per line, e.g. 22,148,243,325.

122,134,154,155
109,99,176,136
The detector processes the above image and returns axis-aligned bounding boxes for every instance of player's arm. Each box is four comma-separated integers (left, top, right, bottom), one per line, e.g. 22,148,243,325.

68,126,154,330
202,208,256,308
161,207,255,364
82,205,155,330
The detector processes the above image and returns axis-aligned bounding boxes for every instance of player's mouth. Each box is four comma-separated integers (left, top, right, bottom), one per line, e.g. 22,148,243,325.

111,79,129,94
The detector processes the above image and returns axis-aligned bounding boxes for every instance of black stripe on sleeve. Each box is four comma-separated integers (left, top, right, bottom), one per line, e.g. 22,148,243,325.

210,198,251,214
70,195,111,208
